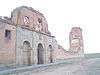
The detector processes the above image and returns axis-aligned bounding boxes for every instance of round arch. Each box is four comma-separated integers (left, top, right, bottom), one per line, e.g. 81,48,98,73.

47,45,53,63
22,41,31,66
37,43,44,64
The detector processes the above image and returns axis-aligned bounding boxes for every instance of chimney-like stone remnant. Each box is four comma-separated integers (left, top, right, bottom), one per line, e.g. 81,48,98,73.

69,27,84,56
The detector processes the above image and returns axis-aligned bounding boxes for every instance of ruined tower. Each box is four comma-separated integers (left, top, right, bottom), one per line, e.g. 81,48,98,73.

69,27,84,56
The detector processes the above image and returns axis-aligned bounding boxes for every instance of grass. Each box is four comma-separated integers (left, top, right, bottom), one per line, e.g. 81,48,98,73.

85,53,100,58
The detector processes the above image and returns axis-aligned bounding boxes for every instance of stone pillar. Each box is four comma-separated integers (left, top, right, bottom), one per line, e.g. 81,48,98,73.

43,48,47,64
33,47,38,65
30,48,34,65
16,47,23,66
29,47,33,65
45,47,49,63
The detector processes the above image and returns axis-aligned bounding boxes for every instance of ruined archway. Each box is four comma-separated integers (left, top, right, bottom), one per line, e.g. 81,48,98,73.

47,45,53,63
22,41,31,66
37,43,44,64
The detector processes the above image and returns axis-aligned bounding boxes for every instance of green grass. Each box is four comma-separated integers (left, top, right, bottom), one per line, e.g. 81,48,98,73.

85,53,100,58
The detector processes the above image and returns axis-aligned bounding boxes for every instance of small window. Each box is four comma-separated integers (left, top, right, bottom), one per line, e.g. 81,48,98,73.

36,18,42,31
24,16,29,24
5,30,11,40
38,18,42,23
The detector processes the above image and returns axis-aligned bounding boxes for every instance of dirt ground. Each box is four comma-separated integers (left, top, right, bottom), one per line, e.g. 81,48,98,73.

26,57,100,75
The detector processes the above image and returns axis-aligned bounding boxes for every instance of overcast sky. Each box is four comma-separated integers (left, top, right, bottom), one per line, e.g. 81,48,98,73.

0,0,100,53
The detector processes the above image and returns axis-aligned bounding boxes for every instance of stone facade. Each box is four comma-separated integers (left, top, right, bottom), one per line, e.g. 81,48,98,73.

0,6,84,66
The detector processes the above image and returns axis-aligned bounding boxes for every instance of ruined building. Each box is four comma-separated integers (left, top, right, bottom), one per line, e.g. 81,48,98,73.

0,6,57,66
0,6,84,66
69,27,84,53
56,27,84,60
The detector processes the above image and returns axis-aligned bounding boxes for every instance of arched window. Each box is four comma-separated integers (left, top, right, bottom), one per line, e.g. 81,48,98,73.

24,16,30,24
36,18,42,31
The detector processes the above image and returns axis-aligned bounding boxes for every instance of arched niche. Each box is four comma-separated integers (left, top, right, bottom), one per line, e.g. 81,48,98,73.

47,45,53,63
37,43,44,64
22,41,31,66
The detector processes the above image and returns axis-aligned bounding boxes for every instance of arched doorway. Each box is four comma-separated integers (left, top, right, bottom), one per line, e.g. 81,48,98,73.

48,45,53,63
37,43,44,64
22,41,31,66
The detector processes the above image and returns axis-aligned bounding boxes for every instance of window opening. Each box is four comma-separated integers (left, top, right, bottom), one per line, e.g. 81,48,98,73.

5,30,11,40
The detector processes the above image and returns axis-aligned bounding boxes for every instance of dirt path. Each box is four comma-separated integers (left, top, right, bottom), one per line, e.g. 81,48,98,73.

27,58,100,75
1,57,100,75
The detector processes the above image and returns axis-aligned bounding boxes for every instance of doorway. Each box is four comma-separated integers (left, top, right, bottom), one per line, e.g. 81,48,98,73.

37,43,44,64
48,45,53,63
22,41,31,66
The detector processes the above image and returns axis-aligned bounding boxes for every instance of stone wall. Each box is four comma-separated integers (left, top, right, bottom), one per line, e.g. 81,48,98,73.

56,45,67,60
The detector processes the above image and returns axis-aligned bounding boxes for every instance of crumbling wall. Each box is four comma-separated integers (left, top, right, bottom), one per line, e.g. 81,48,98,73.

69,27,84,56
56,27,84,60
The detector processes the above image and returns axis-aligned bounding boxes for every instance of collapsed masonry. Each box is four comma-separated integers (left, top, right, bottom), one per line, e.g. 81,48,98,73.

56,27,84,60
69,27,84,53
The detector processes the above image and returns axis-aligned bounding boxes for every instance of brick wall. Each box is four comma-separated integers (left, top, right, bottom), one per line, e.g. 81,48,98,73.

0,21,16,64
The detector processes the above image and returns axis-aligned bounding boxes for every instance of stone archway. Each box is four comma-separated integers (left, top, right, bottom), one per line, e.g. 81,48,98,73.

37,43,44,64
22,41,31,66
48,45,53,63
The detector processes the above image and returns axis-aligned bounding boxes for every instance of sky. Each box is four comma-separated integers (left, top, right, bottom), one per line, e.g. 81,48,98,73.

0,0,100,53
